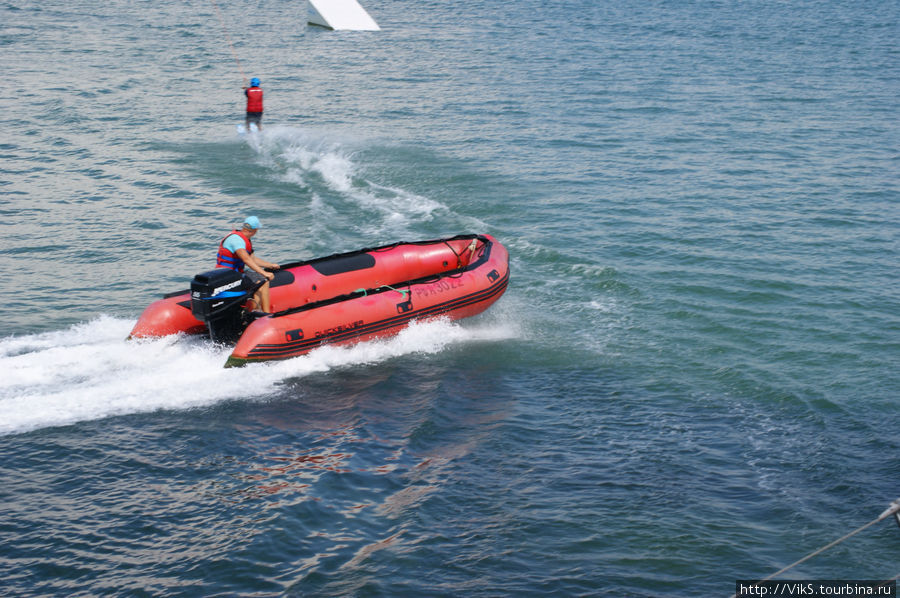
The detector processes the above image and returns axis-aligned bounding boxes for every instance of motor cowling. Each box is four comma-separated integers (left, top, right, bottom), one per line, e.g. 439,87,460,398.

190,268,250,343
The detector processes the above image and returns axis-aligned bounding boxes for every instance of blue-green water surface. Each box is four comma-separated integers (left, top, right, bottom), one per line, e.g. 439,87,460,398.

1,1,898,595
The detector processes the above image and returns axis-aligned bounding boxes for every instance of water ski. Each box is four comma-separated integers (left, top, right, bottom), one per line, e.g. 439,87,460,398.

236,123,259,136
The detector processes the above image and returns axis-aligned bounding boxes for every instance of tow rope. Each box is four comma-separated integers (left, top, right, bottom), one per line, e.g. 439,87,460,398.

209,0,248,86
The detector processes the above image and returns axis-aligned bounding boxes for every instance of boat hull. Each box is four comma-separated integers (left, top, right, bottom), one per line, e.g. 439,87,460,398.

129,234,509,366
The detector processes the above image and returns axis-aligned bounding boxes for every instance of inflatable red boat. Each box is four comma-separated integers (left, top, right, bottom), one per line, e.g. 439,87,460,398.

129,234,509,367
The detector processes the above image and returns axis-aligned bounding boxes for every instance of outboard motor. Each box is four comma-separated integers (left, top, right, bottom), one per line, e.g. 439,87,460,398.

190,269,253,344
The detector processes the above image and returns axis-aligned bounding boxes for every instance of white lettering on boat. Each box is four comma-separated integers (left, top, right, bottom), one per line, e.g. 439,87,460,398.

213,279,243,296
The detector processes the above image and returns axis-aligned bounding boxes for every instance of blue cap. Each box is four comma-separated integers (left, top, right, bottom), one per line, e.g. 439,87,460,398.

250,77,260,87
243,216,261,230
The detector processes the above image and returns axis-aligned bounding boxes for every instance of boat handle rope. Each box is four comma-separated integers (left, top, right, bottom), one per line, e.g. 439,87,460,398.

444,240,469,269
353,285,410,297
380,284,410,297
442,238,479,269
727,497,900,598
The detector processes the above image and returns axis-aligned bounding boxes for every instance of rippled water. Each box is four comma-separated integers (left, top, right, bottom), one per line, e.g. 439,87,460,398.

2,0,899,595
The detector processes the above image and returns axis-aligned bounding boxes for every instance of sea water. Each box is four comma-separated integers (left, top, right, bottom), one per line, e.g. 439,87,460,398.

1,0,898,595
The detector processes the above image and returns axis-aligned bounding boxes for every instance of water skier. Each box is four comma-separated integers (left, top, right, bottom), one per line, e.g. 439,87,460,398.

243,77,264,131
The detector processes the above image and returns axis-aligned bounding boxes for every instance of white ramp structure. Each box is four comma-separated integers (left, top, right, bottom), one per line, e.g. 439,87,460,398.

308,0,380,31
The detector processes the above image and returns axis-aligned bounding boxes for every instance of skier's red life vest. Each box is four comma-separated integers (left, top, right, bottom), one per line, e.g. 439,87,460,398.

245,86,263,113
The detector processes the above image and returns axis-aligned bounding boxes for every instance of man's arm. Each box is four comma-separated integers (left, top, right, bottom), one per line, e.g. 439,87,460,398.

235,249,278,280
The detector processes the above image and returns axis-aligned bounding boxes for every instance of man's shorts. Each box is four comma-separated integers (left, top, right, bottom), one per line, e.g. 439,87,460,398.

242,270,266,290
246,111,263,125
